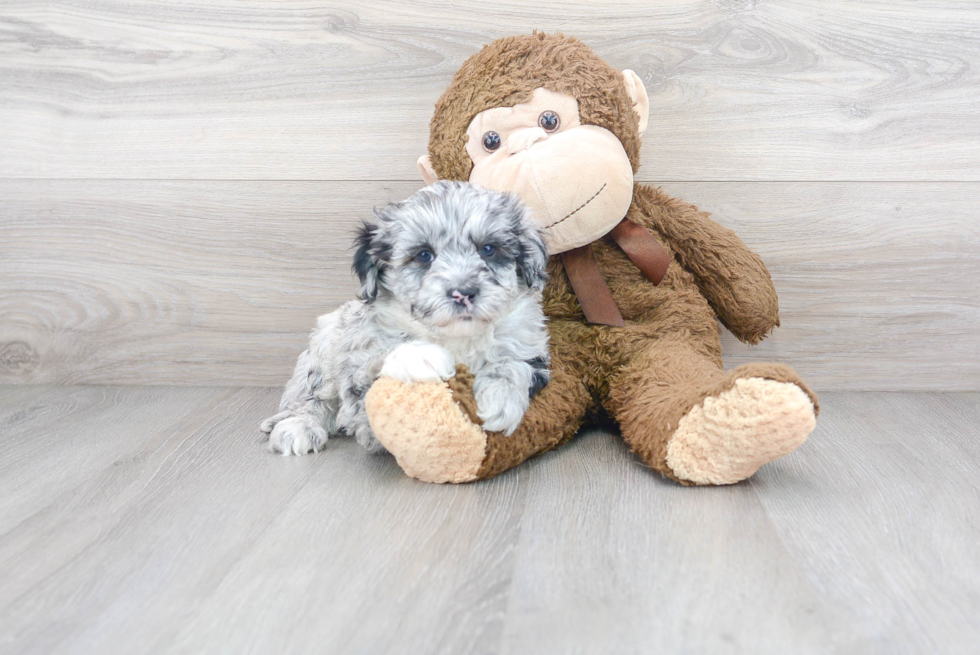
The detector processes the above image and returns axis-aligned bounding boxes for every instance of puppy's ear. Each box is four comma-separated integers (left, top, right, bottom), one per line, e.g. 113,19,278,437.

512,205,550,291
352,222,384,302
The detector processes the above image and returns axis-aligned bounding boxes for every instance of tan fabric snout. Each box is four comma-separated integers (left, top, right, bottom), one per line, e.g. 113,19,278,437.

507,127,549,154
469,126,634,254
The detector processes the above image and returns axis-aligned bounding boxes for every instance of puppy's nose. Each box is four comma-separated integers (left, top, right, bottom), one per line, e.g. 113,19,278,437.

449,287,479,307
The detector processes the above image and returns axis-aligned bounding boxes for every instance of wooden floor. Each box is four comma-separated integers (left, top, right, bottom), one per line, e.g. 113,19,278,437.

0,386,977,654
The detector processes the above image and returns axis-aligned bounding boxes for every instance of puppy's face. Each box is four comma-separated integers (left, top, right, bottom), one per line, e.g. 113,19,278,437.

354,181,548,338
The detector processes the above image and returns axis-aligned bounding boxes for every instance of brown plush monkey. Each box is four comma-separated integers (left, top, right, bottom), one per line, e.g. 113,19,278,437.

365,33,818,485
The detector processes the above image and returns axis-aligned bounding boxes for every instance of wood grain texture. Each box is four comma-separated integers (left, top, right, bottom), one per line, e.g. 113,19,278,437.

754,392,980,653
2,1,979,180
0,180,400,386
0,386,978,653
2,180,977,389
664,181,980,391
0,386,233,600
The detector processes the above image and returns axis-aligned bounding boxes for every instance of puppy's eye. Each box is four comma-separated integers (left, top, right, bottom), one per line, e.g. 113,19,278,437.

482,131,501,152
480,244,496,258
538,111,560,132
415,250,435,264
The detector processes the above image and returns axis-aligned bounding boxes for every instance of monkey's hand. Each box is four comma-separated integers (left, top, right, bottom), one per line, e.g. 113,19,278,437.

365,365,488,484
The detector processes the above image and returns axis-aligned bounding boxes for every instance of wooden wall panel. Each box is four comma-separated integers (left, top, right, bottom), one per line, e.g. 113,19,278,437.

2,180,976,389
1,1,979,181
2,1,977,389
665,182,980,390
1,181,409,386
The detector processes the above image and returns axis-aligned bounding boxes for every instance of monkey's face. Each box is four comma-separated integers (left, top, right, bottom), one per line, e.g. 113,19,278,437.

463,88,635,254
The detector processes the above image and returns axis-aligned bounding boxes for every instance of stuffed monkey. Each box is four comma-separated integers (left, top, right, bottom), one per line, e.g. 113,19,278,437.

365,33,818,485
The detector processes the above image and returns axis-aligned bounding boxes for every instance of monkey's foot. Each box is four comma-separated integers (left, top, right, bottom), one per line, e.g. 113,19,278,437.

365,376,486,484
665,377,816,485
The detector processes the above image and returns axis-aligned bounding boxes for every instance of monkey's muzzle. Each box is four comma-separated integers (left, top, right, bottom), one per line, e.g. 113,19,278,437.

469,125,635,254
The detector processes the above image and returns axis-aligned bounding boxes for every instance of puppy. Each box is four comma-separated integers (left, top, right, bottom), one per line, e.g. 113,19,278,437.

260,181,551,456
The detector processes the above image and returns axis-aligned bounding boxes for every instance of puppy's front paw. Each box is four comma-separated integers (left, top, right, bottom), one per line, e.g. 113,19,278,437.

475,384,528,436
268,416,327,456
260,410,289,434
380,342,456,384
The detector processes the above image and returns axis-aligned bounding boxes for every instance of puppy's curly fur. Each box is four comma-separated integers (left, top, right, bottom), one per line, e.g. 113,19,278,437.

261,181,551,455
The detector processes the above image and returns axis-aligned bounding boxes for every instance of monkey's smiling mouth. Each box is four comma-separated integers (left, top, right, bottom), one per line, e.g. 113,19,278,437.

543,183,607,229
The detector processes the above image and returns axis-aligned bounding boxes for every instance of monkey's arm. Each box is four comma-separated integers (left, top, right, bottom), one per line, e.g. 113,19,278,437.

365,321,593,484
632,184,779,345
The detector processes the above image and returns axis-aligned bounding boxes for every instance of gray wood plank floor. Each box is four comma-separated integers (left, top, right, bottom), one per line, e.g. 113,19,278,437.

1,387,978,654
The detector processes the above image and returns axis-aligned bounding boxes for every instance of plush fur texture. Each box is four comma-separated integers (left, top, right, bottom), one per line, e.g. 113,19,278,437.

428,32,642,181
261,181,551,454
665,377,816,484
366,33,819,485
366,372,487,483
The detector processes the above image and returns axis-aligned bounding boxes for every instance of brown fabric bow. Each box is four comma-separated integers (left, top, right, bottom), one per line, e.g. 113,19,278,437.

560,219,670,327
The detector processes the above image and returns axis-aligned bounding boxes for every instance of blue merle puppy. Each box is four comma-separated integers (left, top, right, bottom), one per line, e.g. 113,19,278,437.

260,181,551,455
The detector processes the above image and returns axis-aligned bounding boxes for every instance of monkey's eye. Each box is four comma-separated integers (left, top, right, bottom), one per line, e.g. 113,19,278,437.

480,244,496,258
482,131,501,152
538,111,560,132
415,250,435,264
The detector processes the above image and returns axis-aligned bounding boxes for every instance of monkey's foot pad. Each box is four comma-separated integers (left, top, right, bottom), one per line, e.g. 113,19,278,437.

666,378,817,485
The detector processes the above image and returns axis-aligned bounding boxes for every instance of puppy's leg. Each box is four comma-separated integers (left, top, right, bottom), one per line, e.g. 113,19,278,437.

471,294,551,436
379,342,456,384
260,349,337,456
337,341,456,453
473,357,549,435
338,383,382,453
260,311,342,456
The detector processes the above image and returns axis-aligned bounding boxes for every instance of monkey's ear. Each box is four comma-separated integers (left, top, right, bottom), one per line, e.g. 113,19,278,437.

622,69,650,136
417,154,439,185
352,223,384,302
